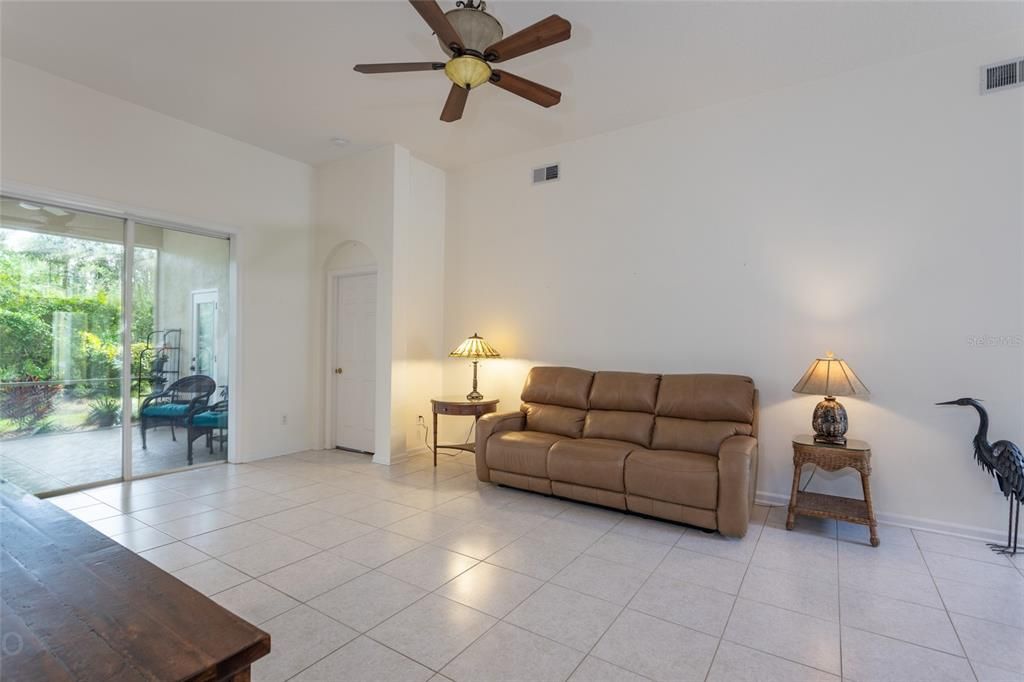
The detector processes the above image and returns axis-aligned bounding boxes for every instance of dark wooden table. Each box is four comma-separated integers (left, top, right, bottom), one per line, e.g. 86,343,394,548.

430,397,499,466
0,480,270,681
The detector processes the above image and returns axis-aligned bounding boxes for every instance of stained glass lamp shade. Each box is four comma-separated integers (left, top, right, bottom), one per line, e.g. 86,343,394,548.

449,333,501,400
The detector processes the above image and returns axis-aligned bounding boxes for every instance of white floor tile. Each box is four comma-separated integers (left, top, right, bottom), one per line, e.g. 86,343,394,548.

740,565,839,621
138,541,209,572
506,583,622,652
291,635,432,682
308,571,426,632
841,626,976,682
437,561,542,617
378,544,478,591
630,573,736,637
706,641,839,681
551,554,649,606
212,580,299,624
219,535,319,577
567,657,648,682
611,515,686,546
584,532,671,572
111,526,176,552
839,587,963,655
367,594,496,671
935,576,1024,629
332,528,424,568
253,605,358,682
592,608,719,682
486,536,580,581
442,621,584,682
430,523,522,560
172,558,250,595
260,551,368,602
951,612,1024,674
654,547,747,595
724,598,841,675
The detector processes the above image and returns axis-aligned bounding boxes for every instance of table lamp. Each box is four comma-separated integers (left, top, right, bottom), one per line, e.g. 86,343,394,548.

449,333,501,401
792,351,870,445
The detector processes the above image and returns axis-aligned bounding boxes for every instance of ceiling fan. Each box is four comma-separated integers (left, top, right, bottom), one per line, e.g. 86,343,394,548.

354,0,571,123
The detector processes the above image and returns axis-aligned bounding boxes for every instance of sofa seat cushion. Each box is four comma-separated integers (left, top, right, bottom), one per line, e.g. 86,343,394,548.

487,431,566,478
548,438,636,492
625,449,719,510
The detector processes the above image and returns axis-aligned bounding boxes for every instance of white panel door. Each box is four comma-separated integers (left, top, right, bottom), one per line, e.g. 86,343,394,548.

334,273,376,453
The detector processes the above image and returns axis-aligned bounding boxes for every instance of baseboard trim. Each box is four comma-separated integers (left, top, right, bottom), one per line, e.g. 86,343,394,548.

755,490,1007,545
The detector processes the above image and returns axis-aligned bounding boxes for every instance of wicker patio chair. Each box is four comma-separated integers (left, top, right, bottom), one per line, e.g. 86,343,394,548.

140,375,215,449
187,400,228,464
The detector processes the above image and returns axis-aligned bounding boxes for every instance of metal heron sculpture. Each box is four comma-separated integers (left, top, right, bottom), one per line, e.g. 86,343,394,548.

936,398,1024,555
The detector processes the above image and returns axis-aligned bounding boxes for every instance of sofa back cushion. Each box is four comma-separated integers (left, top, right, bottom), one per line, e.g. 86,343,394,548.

582,371,659,446
521,367,594,438
650,419,751,454
652,374,755,454
523,403,587,438
588,372,660,412
655,374,755,422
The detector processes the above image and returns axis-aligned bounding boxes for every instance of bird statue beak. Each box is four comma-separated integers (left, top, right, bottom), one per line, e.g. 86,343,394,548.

935,400,958,405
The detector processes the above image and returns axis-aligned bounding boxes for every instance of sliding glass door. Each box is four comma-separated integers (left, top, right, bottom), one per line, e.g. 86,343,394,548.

0,199,126,492
131,223,230,477
0,197,232,494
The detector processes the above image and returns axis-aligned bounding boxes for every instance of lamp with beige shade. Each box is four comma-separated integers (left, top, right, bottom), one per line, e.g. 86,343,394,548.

792,352,870,445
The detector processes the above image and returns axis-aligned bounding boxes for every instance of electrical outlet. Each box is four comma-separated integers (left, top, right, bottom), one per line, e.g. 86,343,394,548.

281,414,288,426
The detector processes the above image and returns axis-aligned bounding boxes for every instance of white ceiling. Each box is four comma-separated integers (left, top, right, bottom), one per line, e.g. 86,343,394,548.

2,1,1020,169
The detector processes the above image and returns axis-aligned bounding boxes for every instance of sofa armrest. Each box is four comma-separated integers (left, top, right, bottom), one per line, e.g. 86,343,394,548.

717,435,758,538
474,411,526,482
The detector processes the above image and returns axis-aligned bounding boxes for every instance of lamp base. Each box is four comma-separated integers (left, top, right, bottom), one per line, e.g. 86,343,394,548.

812,397,848,445
466,389,484,401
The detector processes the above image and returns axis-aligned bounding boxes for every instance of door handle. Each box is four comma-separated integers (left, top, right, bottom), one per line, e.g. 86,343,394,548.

335,368,344,375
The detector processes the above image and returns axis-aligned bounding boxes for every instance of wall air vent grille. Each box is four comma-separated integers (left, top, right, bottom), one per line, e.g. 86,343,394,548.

532,164,560,184
982,58,1023,93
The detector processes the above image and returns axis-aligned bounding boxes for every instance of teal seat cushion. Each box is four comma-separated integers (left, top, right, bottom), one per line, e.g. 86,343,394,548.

192,411,227,428
142,403,190,418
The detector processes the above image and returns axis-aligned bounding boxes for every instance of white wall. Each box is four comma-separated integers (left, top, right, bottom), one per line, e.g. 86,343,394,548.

156,229,231,388
313,146,396,462
391,152,447,455
312,145,446,463
443,32,1024,538
1,58,315,462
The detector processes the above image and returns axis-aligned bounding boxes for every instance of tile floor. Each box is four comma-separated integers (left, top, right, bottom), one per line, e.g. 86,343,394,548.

50,449,1024,682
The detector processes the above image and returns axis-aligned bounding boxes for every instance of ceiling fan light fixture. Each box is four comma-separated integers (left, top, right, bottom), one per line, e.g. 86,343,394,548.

444,55,492,90
438,3,503,58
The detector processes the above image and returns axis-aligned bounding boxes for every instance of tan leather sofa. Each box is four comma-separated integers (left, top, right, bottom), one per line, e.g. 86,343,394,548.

475,367,759,537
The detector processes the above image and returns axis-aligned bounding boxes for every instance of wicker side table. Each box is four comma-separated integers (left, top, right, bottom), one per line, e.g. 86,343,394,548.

787,435,879,547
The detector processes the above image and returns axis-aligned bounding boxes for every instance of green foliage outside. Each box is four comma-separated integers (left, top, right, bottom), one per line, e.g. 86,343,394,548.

0,228,156,437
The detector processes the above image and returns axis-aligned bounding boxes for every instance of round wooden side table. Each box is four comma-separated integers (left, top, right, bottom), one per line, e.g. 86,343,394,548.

787,435,879,546
430,397,499,467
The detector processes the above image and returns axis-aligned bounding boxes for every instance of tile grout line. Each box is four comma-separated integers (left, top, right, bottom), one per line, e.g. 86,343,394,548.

703,510,768,682
913,528,981,682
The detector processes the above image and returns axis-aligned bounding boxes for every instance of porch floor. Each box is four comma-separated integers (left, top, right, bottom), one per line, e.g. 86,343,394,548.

0,424,226,494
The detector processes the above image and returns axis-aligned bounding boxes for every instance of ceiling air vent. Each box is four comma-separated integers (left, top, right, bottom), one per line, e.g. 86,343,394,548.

532,163,560,184
981,58,1023,94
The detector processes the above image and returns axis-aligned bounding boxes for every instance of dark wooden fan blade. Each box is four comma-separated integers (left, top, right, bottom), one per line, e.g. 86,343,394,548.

490,70,561,108
409,0,463,51
484,15,571,62
440,84,469,122
354,62,445,74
